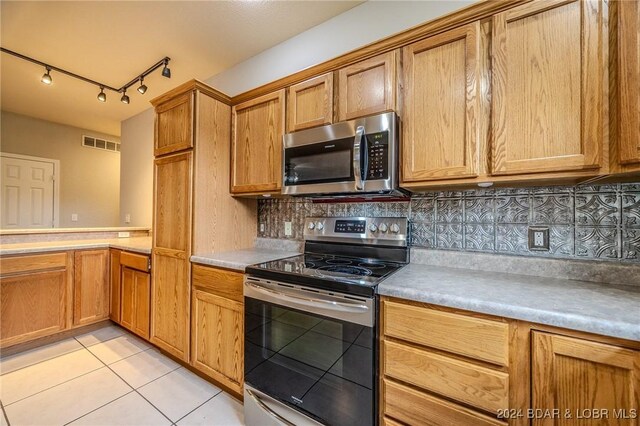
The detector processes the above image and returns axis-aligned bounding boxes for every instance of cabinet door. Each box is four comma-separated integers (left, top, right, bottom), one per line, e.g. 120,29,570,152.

619,0,640,165
402,22,482,183
492,0,605,175
121,267,134,331
133,270,151,340
231,90,285,194
191,288,244,395
73,249,109,326
152,151,192,361
109,249,121,323
287,73,333,132
338,51,396,121
532,332,640,426
1,270,68,347
155,92,193,156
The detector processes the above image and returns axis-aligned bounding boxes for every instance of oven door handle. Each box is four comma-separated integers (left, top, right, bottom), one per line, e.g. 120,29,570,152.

245,281,369,313
246,389,296,426
353,125,365,191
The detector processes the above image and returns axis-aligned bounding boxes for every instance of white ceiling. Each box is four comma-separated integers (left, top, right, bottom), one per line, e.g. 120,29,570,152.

0,1,362,136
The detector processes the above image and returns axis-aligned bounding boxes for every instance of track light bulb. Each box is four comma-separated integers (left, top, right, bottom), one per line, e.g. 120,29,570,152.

120,90,130,104
97,87,107,102
162,61,171,78
137,77,147,94
41,67,52,85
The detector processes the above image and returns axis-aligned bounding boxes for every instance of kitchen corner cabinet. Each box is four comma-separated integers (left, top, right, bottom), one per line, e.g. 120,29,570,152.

401,21,484,184
73,249,109,326
120,252,151,340
109,249,121,323
231,90,285,195
0,252,73,348
287,73,333,132
191,264,244,396
338,51,397,121
491,0,606,176
532,332,640,424
155,92,193,156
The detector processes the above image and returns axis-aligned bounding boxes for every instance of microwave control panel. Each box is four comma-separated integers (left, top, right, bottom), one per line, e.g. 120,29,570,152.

366,132,389,180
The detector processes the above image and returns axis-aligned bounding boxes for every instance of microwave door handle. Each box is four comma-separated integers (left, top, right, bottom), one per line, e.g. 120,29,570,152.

353,126,365,190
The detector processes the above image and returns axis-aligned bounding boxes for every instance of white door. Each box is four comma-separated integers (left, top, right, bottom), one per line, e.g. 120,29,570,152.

1,154,56,228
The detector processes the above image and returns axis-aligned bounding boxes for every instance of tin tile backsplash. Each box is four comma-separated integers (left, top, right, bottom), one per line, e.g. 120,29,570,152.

257,183,640,262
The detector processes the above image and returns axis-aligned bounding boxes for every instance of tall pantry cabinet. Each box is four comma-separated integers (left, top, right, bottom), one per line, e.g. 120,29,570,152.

150,80,256,362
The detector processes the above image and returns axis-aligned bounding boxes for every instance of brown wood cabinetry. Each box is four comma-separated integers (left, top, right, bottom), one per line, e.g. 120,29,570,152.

155,92,193,156
119,251,151,340
532,332,640,426
287,73,333,132
0,252,73,348
401,22,484,184
109,249,121,323
338,51,397,121
231,90,285,195
491,0,606,176
191,264,244,396
73,249,109,326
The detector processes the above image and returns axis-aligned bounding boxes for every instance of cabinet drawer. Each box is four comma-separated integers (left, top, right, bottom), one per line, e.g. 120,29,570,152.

0,252,67,276
192,264,243,302
383,379,506,426
383,340,509,414
120,251,149,272
383,300,509,366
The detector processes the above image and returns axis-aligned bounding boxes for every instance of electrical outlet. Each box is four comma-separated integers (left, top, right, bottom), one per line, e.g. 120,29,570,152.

125,214,131,224
528,227,550,251
284,221,293,237
259,223,265,233
118,232,130,238
71,213,78,222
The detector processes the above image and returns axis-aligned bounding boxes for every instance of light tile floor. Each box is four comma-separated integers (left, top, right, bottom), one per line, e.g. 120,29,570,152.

0,325,244,426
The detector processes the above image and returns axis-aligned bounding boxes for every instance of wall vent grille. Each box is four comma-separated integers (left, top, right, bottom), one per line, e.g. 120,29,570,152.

82,135,120,153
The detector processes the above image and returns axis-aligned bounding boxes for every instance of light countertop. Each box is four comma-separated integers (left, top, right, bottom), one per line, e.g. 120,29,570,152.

377,263,640,341
0,227,150,236
0,237,152,255
191,248,300,271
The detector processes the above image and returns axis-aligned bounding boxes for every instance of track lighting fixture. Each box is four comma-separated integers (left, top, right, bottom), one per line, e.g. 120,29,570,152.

137,77,147,94
41,67,52,85
0,48,171,105
120,89,130,104
162,60,171,78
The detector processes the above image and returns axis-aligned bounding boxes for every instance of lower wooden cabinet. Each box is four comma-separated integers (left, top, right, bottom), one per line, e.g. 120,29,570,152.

109,249,122,323
191,264,244,396
121,267,151,340
0,252,72,348
73,249,110,326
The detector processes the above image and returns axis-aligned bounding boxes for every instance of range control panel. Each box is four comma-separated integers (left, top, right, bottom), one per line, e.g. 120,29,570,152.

365,132,389,180
304,217,408,247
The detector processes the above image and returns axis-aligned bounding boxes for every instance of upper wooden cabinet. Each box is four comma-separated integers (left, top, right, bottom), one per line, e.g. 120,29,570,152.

401,22,483,184
338,51,397,121
491,0,606,176
615,0,640,170
155,92,193,157
287,73,333,132
231,90,285,194
532,331,640,424
73,249,109,326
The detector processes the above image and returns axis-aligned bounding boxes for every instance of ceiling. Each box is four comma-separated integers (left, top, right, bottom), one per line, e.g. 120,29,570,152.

0,1,362,136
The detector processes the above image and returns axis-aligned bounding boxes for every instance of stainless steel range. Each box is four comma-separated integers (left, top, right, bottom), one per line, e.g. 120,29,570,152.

243,216,409,426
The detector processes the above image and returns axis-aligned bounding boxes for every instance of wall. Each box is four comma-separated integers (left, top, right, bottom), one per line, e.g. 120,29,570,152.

119,108,154,227
0,111,120,228
257,183,640,263
118,0,473,226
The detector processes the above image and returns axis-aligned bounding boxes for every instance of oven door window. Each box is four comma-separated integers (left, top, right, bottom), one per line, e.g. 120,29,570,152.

284,137,354,186
244,296,374,426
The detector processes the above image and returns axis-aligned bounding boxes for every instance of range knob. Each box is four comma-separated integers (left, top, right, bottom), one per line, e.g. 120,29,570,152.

316,222,324,231
369,223,378,233
307,222,315,230
379,223,388,233
390,223,401,234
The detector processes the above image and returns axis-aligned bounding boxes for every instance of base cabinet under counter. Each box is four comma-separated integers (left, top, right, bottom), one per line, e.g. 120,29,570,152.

110,249,151,341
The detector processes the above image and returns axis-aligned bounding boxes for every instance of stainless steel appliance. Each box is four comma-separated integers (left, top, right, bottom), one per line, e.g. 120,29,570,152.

244,216,409,426
282,112,404,197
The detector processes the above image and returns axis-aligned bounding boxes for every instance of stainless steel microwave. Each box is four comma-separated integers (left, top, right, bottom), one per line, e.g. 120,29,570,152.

282,112,403,197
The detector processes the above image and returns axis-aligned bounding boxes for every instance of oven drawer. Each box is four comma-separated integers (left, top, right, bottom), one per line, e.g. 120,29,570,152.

382,340,509,414
382,299,509,366
382,378,506,426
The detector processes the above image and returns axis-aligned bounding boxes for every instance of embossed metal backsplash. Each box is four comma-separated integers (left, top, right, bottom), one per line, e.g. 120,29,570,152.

257,183,640,262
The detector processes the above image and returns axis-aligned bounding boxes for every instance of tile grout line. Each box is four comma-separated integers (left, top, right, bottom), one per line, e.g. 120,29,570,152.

0,399,11,426
0,346,86,378
172,391,222,425
61,390,137,426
